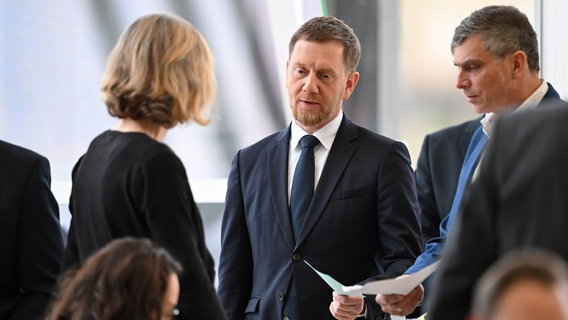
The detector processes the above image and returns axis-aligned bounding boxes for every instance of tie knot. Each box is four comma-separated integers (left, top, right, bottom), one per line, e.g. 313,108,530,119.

299,135,319,149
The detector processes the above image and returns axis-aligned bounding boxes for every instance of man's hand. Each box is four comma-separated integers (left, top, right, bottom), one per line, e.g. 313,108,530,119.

375,283,424,316
329,291,365,320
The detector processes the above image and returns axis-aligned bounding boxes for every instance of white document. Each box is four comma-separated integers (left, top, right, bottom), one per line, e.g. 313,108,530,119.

343,261,440,295
304,260,439,296
304,260,362,296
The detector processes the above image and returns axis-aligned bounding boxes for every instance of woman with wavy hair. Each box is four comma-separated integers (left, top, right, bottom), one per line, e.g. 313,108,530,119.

47,238,182,320
63,13,226,319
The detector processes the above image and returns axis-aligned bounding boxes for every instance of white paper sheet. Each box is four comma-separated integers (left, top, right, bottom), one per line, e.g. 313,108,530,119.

343,261,440,295
304,260,439,296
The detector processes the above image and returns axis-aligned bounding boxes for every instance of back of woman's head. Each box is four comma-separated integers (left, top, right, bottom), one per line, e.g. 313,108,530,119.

46,237,182,320
101,13,216,128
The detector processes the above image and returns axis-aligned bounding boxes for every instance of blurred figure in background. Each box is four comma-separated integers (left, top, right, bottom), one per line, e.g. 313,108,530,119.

62,13,226,319
46,237,182,320
468,249,568,320
376,5,566,317
0,140,64,320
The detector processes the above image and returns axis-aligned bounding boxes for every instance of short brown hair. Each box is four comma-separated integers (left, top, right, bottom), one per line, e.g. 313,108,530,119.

289,16,361,72
101,13,216,127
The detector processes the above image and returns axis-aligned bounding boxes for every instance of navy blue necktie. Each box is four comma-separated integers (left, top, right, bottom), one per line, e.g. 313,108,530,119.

290,135,319,241
286,134,319,320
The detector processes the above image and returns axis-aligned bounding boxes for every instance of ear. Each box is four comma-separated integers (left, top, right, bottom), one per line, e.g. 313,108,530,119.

343,71,360,100
510,50,528,78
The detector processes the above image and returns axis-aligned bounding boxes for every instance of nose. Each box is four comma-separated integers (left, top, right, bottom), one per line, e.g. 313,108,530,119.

302,73,318,94
456,69,470,89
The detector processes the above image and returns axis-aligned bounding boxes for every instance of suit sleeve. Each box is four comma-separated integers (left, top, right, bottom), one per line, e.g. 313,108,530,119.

360,141,423,319
13,156,64,320
375,141,423,277
217,151,253,319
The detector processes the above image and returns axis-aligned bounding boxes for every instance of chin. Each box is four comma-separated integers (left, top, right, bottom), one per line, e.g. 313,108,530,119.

294,111,324,127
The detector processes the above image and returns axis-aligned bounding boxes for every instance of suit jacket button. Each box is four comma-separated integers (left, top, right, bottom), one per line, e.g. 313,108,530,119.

277,291,285,301
292,252,301,261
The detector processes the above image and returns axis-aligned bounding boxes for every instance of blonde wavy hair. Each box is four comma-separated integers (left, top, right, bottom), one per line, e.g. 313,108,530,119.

101,13,215,127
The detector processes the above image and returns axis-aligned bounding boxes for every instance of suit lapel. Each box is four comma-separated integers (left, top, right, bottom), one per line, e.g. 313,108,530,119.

460,119,481,158
296,116,357,247
268,127,295,249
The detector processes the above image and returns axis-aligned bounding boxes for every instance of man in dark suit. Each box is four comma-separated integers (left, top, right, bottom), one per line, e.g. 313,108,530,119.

427,102,568,319
0,140,64,319
375,5,567,317
217,16,423,320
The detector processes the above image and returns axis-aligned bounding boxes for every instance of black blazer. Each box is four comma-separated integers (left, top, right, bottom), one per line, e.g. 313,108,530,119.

0,140,63,320
218,115,423,320
428,100,568,319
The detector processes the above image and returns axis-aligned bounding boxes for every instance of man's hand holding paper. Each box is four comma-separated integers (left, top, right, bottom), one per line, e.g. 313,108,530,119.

375,277,424,317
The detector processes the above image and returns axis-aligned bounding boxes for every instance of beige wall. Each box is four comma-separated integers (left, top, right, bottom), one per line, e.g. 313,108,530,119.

397,1,534,166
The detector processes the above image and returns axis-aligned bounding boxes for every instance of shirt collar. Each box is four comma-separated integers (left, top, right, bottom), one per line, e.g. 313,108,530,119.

517,79,548,112
291,111,343,151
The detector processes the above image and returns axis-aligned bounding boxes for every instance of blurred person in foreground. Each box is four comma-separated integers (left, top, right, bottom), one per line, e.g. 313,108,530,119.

375,5,567,317
0,140,64,319
47,237,182,320
62,13,226,319
468,248,568,320
217,16,422,320
427,102,568,318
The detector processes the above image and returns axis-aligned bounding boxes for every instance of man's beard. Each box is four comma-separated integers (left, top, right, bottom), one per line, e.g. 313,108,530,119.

292,107,328,128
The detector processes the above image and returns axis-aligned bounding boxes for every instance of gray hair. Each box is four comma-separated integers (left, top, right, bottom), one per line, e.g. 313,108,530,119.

451,5,539,73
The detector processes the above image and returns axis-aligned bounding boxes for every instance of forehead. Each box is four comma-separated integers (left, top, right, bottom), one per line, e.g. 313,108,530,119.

289,39,346,68
453,34,494,65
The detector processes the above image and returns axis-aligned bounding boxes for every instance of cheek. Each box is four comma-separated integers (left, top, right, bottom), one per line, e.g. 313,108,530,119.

286,79,302,94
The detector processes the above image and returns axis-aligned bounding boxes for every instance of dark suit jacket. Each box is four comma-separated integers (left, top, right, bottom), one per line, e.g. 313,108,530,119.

218,115,423,320
428,100,568,320
415,117,481,244
0,140,64,320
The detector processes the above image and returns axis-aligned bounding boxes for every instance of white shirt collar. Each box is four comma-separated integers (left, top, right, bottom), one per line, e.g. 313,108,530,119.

517,80,548,112
290,111,343,151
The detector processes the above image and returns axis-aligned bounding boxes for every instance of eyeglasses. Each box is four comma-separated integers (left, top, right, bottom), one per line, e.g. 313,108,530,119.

160,307,179,320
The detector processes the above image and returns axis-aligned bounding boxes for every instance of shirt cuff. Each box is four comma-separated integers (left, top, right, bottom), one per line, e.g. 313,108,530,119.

416,284,425,306
356,300,367,318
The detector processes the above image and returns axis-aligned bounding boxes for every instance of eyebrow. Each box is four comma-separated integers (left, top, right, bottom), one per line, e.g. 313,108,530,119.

454,58,484,67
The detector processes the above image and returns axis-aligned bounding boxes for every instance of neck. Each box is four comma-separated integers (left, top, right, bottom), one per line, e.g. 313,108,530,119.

515,74,543,105
112,118,168,142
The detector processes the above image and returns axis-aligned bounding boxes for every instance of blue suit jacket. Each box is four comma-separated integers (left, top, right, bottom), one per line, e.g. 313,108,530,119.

218,115,423,320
